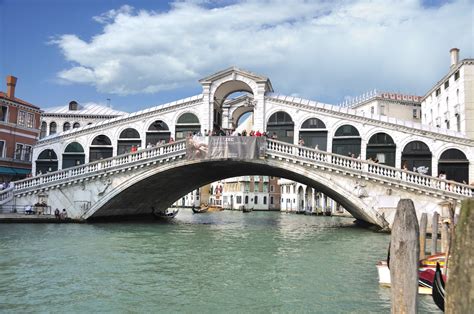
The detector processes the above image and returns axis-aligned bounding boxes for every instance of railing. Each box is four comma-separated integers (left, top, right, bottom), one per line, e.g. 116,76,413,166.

12,140,187,192
0,186,14,205
266,139,473,198
0,138,471,202
0,204,52,215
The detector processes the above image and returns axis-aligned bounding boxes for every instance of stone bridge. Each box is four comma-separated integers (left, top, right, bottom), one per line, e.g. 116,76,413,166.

1,139,472,230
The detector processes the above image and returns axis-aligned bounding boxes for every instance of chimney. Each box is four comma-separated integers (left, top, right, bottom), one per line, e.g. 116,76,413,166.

6,75,17,99
450,48,459,68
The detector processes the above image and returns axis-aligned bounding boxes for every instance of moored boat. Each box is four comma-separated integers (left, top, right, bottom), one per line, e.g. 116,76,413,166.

376,254,447,295
432,262,445,312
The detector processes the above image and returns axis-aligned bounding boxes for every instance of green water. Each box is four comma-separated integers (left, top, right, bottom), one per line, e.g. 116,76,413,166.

0,211,440,313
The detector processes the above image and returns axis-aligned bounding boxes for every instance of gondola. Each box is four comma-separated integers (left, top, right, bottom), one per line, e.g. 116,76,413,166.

432,262,445,312
242,206,252,213
192,206,208,214
152,207,179,219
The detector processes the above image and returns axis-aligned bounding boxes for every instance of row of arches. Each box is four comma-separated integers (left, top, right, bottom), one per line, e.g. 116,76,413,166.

266,112,469,183
35,110,470,183
40,121,82,138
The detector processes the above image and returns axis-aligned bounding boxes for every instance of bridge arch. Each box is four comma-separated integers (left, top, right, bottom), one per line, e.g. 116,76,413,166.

298,117,328,150
82,158,381,226
366,132,396,166
437,148,469,183
332,124,361,157
36,149,58,174
117,128,141,155
266,110,295,143
401,140,432,175
175,112,201,140
212,80,256,131
62,142,85,169
89,134,113,162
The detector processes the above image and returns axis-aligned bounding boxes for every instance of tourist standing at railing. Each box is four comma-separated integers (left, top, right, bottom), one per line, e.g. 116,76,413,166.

439,171,447,190
298,137,305,156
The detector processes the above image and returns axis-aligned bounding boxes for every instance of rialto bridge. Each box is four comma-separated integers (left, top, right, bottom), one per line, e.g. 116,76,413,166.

0,67,473,229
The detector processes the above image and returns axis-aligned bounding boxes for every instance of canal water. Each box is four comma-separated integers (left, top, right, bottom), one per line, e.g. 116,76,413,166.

0,211,440,313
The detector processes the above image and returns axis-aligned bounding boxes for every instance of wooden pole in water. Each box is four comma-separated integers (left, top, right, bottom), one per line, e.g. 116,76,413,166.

446,199,474,313
390,199,419,314
441,221,449,253
419,212,427,260
431,212,439,255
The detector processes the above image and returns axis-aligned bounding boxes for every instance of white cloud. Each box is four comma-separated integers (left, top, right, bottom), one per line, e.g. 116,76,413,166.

53,0,473,102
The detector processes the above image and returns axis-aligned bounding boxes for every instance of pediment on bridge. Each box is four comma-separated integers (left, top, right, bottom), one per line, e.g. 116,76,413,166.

199,66,273,93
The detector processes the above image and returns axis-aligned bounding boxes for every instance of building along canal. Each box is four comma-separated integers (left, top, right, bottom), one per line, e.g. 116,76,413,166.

0,210,441,313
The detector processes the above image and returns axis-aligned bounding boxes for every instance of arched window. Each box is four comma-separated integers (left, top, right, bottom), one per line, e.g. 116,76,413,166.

147,121,171,145
117,128,141,155
90,135,113,162
92,135,112,146
63,142,85,169
40,121,47,139
36,149,58,174
73,122,80,129
299,118,327,150
63,122,71,132
266,111,294,144
438,149,468,183
402,141,432,175
49,122,57,135
332,125,361,156
366,133,396,166
175,113,200,139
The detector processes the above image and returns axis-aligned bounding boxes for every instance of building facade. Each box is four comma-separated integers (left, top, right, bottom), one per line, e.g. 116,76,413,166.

0,76,42,182
40,101,127,138
421,48,474,139
344,91,422,122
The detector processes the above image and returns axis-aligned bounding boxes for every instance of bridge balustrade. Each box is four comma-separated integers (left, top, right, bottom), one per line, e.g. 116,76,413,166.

0,138,471,202
10,141,187,193
266,139,473,198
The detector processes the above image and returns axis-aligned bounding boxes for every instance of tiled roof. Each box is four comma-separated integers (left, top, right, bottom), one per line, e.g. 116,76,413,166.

42,102,128,116
0,92,41,110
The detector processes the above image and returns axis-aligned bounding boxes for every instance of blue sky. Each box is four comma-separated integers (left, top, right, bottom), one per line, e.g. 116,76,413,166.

1,0,472,113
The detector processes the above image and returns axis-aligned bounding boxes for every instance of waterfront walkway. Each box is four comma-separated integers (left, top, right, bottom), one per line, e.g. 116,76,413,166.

0,213,78,223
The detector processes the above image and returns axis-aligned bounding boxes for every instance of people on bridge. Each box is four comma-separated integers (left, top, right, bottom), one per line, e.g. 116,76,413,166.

60,209,68,220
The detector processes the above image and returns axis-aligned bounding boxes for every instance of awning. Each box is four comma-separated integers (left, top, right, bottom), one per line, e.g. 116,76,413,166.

0,166,31,175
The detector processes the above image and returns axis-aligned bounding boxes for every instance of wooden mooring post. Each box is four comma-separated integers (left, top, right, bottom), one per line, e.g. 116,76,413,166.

419,212,427,260
445,199,474,313
390,199,419,313
430,211,439,255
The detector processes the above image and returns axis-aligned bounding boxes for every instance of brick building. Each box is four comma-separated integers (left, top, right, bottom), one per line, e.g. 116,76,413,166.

0,76,41,182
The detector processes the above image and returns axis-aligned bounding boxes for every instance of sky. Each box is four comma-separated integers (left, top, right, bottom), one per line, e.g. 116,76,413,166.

0,0,472,113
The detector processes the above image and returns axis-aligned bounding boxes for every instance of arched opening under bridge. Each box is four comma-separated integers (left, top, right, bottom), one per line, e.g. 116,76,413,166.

83,158,380,227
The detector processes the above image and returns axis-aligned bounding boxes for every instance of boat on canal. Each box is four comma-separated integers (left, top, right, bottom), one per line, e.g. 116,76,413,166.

376,253,447,295
192,206,208,214
432,262,445,311
152,208,179,219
